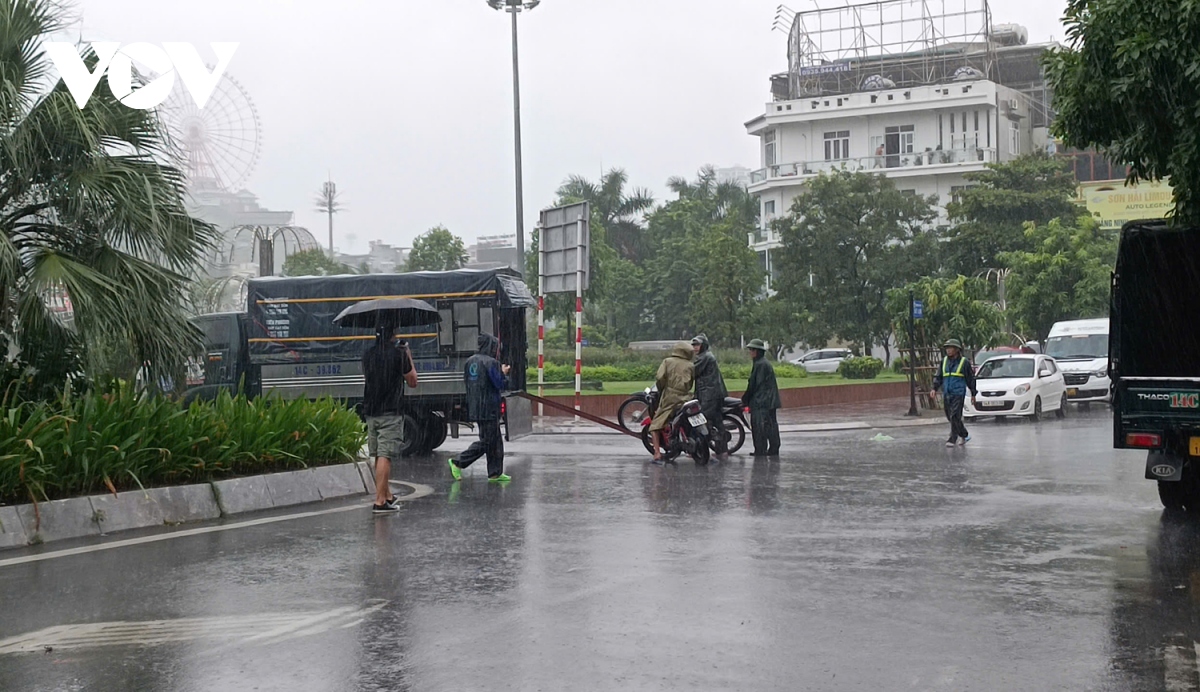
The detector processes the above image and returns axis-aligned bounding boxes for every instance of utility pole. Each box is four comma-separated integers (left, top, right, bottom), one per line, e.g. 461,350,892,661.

487,0,540,276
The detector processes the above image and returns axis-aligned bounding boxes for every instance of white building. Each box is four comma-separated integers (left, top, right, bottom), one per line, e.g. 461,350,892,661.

745,0,1052,286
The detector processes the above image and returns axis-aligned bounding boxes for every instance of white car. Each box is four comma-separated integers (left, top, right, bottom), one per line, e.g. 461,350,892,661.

791,348,853,373
965,354,1069,421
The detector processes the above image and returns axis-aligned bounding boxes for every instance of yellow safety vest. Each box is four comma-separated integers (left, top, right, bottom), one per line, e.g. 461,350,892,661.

942,356,967,378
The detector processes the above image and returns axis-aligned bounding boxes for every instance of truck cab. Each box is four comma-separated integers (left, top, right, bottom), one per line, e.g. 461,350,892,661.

1111,221,1200,510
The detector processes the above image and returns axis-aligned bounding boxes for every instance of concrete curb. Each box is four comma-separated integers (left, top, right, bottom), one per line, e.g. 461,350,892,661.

1,461,371,552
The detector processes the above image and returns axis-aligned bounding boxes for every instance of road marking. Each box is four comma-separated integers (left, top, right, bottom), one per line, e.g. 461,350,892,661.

0,601,388,655
0,481,433,570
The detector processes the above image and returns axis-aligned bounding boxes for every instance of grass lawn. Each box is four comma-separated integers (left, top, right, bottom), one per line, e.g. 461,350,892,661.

535,371,907,397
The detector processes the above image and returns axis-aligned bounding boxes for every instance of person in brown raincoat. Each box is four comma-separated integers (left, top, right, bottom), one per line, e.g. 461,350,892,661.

650,341,695,463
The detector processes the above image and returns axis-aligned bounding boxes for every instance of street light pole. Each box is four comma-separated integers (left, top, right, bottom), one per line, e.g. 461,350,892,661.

489,0,539,275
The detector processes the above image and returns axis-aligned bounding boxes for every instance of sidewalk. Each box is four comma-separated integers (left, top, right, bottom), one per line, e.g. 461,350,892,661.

532,398,943,435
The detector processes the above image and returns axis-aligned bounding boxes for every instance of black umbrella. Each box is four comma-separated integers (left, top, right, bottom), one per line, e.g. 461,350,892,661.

332,298,441,330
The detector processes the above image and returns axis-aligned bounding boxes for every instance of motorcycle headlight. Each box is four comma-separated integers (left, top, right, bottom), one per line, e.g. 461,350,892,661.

1014,384,1031,395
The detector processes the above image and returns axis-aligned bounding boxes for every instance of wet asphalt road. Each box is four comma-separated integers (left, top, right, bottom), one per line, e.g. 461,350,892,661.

0,409,1197,691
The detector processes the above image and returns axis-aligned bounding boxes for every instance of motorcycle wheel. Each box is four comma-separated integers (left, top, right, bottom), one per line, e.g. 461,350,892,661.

618,396,651,432
692,439,711,466
640,424,655,455
718,415,746,454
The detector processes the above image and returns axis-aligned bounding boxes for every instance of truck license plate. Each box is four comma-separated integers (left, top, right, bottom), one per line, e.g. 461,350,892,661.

688,414,707,427
1191,437,1200,457
1067,388,1078,396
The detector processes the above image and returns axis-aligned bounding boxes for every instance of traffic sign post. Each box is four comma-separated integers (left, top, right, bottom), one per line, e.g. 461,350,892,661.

907,291,920,417
538,202,591,421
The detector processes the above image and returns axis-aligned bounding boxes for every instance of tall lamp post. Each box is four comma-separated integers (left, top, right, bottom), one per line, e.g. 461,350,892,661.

487,0,540,275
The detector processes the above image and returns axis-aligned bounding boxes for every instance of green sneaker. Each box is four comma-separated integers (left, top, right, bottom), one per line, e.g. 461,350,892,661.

448,458,462,481
488,473,512,483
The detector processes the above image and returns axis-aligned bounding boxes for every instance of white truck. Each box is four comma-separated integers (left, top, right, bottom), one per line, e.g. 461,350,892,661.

1045,318,1111,404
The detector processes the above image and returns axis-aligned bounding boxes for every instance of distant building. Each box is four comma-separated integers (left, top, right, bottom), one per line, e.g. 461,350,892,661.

336,240,408,274
467,234,520,271
714,166,753,188
746,0,1052,288
186,186,317,279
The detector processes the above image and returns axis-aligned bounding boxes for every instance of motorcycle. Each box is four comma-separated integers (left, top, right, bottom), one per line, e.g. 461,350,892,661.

638,388,712,465
719,397,750,455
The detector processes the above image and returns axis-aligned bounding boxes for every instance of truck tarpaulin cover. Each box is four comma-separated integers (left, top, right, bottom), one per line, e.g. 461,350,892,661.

1114,222,1200,377
246,269,535,365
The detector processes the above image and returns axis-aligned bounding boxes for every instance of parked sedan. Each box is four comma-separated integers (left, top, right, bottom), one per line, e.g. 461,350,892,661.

791,348,853,373
965,354,1069,421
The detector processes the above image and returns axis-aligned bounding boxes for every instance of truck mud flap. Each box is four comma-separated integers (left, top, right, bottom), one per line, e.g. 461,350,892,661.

1146,450,1184,481
504,395,533,442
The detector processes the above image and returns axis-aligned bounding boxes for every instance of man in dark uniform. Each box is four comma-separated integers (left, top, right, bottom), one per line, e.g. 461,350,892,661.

362,324,418,514
692,334,729,459
448,334,512,482
932,338,978,447
742,339,781,456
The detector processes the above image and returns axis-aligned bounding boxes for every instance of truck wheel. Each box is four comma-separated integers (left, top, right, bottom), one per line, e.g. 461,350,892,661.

424,415,448,451
1159,480,1187,511
397,413,424,458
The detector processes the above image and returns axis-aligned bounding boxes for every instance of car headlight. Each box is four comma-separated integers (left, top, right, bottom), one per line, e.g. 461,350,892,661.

1014,384,1031,395
1093,370,1108,378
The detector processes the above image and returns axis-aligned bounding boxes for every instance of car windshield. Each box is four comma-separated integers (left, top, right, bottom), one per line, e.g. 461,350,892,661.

1045,334,1108,360
977,358,1035,379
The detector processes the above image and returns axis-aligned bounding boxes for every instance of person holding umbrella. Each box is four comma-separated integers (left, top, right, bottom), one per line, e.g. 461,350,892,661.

362,323,418,513
448,334,512,483
334,298,439,514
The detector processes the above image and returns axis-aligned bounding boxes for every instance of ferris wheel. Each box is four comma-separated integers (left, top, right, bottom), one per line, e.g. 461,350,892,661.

159,71,262,192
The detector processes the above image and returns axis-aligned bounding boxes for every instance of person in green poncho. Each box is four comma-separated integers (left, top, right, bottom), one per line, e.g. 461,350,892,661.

742,339,781,456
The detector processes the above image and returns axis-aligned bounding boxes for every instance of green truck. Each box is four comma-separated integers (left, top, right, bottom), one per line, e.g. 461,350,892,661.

1111,220,1200,510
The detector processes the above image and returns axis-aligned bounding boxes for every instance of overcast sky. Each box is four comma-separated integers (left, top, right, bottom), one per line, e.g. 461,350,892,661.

75,0,1068,253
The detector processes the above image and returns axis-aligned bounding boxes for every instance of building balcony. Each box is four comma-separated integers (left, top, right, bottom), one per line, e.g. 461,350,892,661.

749,147,997,187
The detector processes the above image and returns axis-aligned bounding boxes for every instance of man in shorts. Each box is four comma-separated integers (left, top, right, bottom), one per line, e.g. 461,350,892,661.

362,324,418,513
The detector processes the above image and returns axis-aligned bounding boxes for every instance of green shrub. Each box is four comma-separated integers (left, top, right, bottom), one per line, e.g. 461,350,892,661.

0,383,366,505
526,359,804,384
837,357,885,380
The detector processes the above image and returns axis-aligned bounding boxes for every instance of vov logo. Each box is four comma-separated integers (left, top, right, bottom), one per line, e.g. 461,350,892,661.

43,42,238,110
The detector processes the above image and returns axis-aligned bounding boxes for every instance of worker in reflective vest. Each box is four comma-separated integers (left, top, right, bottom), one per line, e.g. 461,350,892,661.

932,338,978,448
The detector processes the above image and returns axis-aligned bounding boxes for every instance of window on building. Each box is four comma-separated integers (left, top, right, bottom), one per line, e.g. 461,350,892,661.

823,130,850,160
986,110,991,148
938,114,944,149
1009,120,1021,155
884,125,915,156
764,200,776,218
764,129,777,166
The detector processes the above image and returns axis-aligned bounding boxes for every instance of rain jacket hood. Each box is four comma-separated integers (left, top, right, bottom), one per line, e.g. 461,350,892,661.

671,342,695,362
692,334,711,353
477,333,500,358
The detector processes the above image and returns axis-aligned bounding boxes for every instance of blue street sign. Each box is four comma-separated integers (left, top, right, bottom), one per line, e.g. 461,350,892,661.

912,300,924,319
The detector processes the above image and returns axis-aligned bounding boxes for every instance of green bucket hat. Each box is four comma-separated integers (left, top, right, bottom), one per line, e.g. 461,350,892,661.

943,338,964,350
746,339,768,351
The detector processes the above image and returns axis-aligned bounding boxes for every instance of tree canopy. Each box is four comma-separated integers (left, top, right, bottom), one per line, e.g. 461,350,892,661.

282,249,352,277
774,170,938,357
944,152,1084,275
1045,0,1200,223
0,0,215,396
406,226,468,272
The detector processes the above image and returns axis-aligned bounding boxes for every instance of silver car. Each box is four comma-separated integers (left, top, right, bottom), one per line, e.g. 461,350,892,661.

792,348,853,373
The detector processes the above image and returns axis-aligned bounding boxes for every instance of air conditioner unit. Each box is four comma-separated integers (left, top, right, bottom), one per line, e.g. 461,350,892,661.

1007,99,1021,111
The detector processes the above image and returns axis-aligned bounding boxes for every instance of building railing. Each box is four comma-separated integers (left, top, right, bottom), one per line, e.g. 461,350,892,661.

749,147,997,184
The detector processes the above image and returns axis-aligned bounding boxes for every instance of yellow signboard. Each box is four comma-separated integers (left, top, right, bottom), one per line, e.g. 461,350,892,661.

1079,179,1174,230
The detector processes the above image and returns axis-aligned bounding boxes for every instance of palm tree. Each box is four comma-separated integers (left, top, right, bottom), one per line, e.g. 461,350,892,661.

0,0,215,392
667,165,759,224
557,168,655,262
